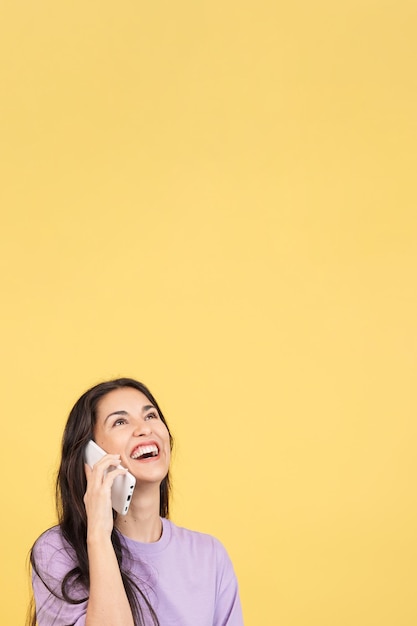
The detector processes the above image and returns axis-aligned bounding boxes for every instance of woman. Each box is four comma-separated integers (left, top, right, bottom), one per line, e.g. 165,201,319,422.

29,378,244,626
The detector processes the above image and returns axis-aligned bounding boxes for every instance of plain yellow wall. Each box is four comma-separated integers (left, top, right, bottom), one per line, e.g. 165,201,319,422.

1,1,416,625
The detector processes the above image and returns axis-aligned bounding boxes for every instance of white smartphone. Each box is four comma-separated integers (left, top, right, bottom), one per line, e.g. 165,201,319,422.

84,440,136,515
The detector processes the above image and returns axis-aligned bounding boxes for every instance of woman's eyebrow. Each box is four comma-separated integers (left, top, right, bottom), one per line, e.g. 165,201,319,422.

104,410,128,423
104,405,156,423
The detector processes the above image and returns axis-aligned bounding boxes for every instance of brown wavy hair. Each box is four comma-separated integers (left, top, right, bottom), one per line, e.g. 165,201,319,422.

27,378,173,626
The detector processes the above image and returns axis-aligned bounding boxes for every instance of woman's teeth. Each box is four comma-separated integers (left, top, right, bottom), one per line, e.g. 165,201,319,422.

131,444,159,460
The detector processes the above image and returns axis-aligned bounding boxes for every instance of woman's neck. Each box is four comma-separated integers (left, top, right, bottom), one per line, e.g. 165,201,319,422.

115,486,162,543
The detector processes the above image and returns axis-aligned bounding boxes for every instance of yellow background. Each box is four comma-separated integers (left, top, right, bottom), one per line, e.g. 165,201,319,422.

1,1,416,625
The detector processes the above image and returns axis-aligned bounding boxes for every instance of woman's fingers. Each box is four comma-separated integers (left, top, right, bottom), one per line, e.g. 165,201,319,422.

85,454,122,478
85,454,128,493
83,454,128,535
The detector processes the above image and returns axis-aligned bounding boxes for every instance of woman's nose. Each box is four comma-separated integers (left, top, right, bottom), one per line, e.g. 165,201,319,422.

133,420,151,436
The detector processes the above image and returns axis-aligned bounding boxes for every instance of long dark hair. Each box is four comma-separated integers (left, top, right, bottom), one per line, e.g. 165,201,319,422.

28,378,173,626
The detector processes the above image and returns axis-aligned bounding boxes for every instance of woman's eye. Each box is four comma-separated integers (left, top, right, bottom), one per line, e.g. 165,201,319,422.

113,418,127,427
145,412,158,421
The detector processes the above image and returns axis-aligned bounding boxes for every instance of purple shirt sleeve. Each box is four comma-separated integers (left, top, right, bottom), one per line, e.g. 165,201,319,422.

213,538,244,626
32,528,88,626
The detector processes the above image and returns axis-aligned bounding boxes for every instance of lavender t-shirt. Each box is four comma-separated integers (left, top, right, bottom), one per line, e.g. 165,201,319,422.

32,518,244,626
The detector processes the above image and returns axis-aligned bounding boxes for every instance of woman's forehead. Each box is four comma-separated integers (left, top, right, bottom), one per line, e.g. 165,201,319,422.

96,387,153,418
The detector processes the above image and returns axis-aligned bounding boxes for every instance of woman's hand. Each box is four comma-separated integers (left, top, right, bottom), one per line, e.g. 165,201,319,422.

84,455,127,539
84,455,135,626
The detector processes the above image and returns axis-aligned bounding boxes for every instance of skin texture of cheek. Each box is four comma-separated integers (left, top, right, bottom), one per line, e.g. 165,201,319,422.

92,431,124,456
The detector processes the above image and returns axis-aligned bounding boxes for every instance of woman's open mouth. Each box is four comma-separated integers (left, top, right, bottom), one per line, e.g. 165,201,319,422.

130,443,159,460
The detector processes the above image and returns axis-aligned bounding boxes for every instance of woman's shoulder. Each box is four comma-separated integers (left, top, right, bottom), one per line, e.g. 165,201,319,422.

163,520,239,587
32,525,77,571
33,525,67,550
165,519,231,560
167,519,218,540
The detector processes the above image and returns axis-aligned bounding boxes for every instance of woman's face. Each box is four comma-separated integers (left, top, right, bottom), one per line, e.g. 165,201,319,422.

93,386,171,486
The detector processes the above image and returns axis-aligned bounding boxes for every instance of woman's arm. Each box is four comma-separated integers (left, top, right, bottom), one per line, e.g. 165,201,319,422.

213,540,244,626
84,455,134,626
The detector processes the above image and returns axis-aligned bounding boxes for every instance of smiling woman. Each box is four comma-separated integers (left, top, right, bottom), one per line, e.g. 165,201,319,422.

28,378,244,626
